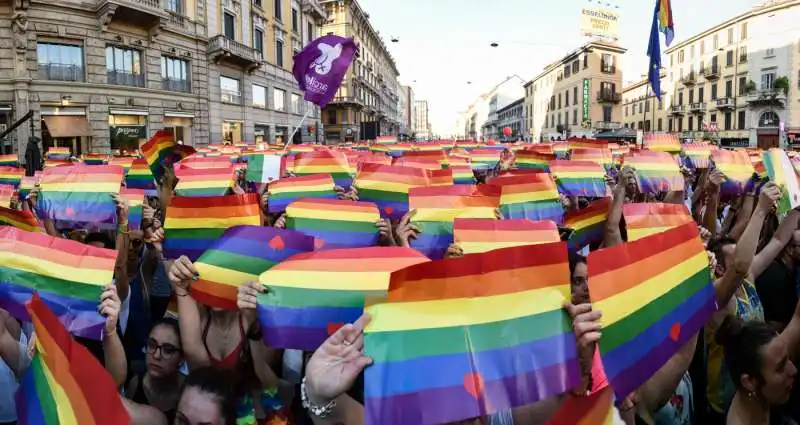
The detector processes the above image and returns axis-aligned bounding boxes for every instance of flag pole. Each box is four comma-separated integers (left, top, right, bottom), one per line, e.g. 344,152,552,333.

283,109,312,151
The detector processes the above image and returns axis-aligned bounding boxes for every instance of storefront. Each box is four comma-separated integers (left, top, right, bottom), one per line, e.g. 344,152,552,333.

163,111,194,145
222,121,242,144
254,124,269,144
41,106,92,156
109,109,148,154
718,130,751,148
274,126,288,145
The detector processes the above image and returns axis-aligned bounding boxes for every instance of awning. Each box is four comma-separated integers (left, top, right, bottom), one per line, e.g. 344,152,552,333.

42,115,92,138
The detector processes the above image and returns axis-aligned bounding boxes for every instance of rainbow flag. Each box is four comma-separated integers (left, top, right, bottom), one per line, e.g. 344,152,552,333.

174,165,234,197
470,148,502,170
408,185,500,259
657,0,675,45
564,197,610,251
568,139,607,151
292,151,353,188
549,160,609,197
624,203,693,241
682,143,715,169
0,227,116,339
762,148,800,214
46,147,71,161
571,148,613,170
181,155,235,169
392,156,441,170
450,165,475,185
193,226,315,310
0,154,18,167
163,194,262,261
355,164,452,219
44,159,72,169
18,176,38,200
0,185,14,208
256,247,429,350
587,222,715,399
552,142,569,158
490,174,564,223
81,153,108,165
268,174,336,213
0,206,39,232
644,133,680,153
119,188,146,230
125,158,156,190
711,149,755,195
623,151,684,193
0,166,23,187
364,242,580,425
37,165,124,226
544,387,617,425
246,153,283,184
140,130,195,180
18,294,131,425
454,218,560,254
514,150,553,171
285,198,380,249
109,156,135,172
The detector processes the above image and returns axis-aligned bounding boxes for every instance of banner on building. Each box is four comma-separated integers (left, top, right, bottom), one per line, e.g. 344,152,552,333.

582,79,591,128
580,4,620,40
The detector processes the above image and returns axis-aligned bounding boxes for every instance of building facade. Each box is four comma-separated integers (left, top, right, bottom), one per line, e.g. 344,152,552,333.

524,40,627,142
414,99,429,140
207,0,326,145
497,97,524,142
662,0,800,148
463,75,525,141
621,75,668,133
398,83,414,139
0,0,328,156
318,0,400,143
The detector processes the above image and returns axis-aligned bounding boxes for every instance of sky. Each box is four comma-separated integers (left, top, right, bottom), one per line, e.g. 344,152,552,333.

358,0,759,136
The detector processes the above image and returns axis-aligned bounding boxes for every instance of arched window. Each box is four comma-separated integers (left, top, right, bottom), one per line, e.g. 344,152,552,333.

758,111,780,127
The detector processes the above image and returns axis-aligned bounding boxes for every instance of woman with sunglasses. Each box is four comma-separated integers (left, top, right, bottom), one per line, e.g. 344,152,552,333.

125,318,186,424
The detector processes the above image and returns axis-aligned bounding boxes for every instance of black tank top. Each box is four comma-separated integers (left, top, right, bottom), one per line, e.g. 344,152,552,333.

131,373,177,424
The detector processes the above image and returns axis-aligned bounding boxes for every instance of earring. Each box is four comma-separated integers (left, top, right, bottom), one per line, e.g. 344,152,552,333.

748,391,757,399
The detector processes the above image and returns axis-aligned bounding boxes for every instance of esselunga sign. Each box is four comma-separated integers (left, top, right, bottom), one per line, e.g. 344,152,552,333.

580,5,620,40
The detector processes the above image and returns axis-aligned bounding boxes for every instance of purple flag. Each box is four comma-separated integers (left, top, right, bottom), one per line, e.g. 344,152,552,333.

292,34,358,108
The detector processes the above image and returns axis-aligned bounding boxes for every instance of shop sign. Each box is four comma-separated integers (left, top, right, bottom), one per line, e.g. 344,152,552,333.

582,79,590,124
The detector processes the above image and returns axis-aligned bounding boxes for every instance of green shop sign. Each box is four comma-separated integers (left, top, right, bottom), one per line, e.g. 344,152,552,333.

582,78,590,123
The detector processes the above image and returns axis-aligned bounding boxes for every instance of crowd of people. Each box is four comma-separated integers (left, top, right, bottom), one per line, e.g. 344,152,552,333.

1,140,800,425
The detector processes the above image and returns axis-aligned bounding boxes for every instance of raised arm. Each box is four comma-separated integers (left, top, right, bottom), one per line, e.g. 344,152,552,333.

99,284,127,388
604,167,633,248
167,256,211,369
703,170,725,238
749,207,800,280
0,309,25,378
112,194,131,302
633,333,698,421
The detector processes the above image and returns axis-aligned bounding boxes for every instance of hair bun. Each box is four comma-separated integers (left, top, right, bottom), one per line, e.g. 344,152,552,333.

715,314,744,348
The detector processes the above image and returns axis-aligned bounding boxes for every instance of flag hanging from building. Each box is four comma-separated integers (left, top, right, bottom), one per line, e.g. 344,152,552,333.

647,0,675,102
292,34,358,108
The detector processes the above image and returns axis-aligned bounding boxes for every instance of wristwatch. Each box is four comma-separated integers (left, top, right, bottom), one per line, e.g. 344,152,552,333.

301,377,337,418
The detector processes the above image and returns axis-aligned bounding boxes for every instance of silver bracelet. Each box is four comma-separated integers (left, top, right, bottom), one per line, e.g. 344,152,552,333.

301,377,337,418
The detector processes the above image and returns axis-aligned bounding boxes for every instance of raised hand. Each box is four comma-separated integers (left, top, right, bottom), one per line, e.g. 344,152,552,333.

444,244,464,259
375,219,395,246
167,255,197,293
237,281,265,324
394,209,420,248
99,284,121,334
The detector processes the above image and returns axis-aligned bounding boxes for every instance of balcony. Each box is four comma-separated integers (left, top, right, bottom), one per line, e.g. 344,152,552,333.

301,0,327,21
596,90,622,104
261,60,295,85
681,72,696,86
96,0,168,35
703,66,720,80
689,102,706,113
670,105,686,115
739,54,748,63
38,64,84,82
746,89,787,108
107,70,145,87
594,121,622,130
328,96,363,106
715,97,735,110
207,35,263,73
162,78,191,93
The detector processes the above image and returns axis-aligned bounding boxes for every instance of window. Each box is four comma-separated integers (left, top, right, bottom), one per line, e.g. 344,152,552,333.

688,116,694,131
637,121,642,130
602,105,612,122
166,0,182,14
291,93,301,114
698,87,704,102
273,88,286,111
327,110,337,125
668,118,673,132
741,23,748,39
274,0,282,20
645,99,650,112
738,76,747,95
689,89,694,104
573,109,578,126
223,12,235,39
711,113,717,123
625,105,628,116
797,70,800,89
161,56,190,92
638,103,642,114
106,45,144,87
711,83,718,100
307,22,314,45
601,54,614,73
220,76,241,103
276,39,284,67
725,80,733,97
558,93,561,109
572,61,579,74
700,40,705,55
37,42,84,82
766,48,775,57
252,84,267,108
726,50,733,67
724,112,732,130
292,8,298,32
657,118,663,131
738,111,746,130
564,64,571,78
565,90,569,107
670,54,674,66
713,34,719,50
739,46,747,62
762,72,776,90
759,111,779,127
728,28,734,45
573,86,578,104
645,120,651,131
690,45,695,58
583,53,588,69
678,92,683,105
677,118,683,132
253,28,264,55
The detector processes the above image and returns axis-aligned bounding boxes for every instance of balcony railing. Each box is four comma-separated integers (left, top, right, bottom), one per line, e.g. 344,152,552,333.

107,70,145,87
595,121,622,130
596,90,622,104
689,102,706,113
681,73,696,86
38,63,84,82
670,105,686,114
167,11,187,28
600,63,616,74
301,0,326,20
747,89,788,108
329,96,363,105
95,0,168,31
715,97,735,109
162,78,191,92
739,54,748,63
703,66,719,80
207,35,263,72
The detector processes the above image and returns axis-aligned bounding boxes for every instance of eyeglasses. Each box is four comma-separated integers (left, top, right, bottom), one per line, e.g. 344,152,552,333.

146,339,181,358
